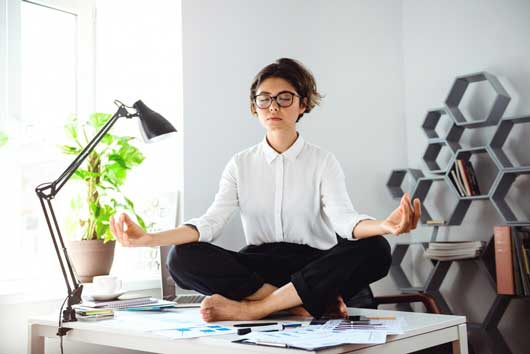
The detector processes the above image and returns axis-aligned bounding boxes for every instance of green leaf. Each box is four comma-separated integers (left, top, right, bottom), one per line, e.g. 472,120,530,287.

89,113,113,130
0,132,8,148
101,134,113,146
60,144,81,155
105,162,127,186
108,153,128,169
118,144,145,168
136,214,147,230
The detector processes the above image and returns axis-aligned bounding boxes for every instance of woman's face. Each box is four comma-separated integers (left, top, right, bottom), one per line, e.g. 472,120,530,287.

254,77,306,133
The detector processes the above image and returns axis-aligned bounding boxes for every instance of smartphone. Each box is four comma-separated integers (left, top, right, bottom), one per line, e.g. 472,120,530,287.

348,315,369,321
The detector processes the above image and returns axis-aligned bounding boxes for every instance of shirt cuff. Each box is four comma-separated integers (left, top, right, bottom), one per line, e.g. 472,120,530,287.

350,215,376,240
182,218,213,243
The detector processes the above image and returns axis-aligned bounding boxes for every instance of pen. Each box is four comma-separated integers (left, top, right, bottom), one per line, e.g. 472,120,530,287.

233,322,277,327
282,323,303,329
237,324,283,335
366,316,396,320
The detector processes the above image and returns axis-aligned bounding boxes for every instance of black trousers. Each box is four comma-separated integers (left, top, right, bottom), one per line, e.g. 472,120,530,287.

166,235,391,318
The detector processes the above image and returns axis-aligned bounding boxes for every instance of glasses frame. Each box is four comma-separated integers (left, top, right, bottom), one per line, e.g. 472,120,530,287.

253,90,301,109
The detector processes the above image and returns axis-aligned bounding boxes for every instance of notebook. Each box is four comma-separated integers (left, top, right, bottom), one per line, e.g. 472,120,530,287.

81,296,157,309
172,293,206,308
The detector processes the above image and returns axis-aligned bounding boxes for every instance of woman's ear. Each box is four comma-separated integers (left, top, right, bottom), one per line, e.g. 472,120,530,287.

299,97,308,113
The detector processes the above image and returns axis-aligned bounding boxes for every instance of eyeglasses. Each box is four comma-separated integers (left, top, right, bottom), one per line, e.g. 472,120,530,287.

253,91,301,109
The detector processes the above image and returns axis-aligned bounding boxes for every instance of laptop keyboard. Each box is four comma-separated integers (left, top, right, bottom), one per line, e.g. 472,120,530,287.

174,294,206,304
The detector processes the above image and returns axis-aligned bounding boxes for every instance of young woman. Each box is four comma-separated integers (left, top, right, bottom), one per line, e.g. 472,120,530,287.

110,58,421,322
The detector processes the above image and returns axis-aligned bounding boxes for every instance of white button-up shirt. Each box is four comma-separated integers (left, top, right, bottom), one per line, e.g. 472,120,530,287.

185,134,374,250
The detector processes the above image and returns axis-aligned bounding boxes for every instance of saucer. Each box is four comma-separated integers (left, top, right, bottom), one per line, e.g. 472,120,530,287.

86,289,126,301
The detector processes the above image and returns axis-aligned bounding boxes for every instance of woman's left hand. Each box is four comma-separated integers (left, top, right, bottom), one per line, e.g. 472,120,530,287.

381,193,421,235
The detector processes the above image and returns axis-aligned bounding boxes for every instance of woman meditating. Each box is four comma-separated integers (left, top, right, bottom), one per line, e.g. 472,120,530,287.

110,58,421,322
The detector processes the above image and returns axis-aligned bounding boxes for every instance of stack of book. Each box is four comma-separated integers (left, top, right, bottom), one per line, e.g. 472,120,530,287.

75,307,115,321
449,159,481,197
78,295,177,311
425,241,486,261
494,226,530,296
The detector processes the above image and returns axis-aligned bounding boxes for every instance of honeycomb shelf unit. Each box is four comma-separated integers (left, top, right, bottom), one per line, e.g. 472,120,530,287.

386,71,530,354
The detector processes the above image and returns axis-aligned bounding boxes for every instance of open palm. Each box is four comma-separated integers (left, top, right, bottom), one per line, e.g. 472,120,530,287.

110,213,152,247
381,193,421,235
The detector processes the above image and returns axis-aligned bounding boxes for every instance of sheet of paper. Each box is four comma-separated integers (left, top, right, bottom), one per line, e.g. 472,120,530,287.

90,311,206,332
321,318,405,335
152,324,236,339
242,326,387,350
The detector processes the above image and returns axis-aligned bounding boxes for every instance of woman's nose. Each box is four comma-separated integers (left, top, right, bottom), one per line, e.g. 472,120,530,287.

269,100,280,112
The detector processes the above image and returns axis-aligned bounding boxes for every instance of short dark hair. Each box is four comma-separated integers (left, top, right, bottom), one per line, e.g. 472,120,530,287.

250,58,323,122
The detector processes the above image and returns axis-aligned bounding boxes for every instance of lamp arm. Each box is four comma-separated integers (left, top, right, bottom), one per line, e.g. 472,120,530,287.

34,103,132,323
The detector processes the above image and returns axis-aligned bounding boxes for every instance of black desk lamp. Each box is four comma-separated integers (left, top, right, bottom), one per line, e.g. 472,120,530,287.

35,100,176,325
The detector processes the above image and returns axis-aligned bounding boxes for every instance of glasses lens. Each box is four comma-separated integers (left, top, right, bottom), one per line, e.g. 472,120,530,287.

277,92,294,107
255,94,272,108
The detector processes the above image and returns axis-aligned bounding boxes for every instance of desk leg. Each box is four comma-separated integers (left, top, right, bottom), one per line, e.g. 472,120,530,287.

452,324,469,354
28,323,45,354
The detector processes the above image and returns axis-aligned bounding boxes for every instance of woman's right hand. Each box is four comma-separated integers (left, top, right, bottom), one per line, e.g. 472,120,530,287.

110,213,153,247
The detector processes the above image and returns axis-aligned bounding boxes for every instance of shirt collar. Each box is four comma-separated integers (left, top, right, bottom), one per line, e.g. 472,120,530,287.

262,133,305,164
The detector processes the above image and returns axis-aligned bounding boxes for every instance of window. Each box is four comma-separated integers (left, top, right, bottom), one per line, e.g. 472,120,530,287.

1,0,182,296
0,0,96,293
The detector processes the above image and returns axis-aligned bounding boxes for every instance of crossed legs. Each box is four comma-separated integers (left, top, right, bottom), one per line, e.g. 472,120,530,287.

166,237,391,322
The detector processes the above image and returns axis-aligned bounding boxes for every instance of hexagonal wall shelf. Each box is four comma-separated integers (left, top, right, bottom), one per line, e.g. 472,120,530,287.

422,107,465,142
386,169,424,200
445,71,511,128
411,175,471,225
446,147,500,200
422,139,460,174
489,115,530,169
490,169,530,225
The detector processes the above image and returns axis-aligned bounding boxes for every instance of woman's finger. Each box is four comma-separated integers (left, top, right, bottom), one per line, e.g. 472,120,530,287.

412,198,421,229
119,214,129,244
396,205,407,234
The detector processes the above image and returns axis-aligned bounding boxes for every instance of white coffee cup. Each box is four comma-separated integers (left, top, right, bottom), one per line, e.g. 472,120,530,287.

92,275,122,294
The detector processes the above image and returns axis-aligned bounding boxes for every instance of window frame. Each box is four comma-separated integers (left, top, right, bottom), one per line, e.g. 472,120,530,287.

0,0,95,296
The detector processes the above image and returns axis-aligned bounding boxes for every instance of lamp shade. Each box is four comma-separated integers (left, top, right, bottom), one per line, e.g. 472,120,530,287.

133,100,177,142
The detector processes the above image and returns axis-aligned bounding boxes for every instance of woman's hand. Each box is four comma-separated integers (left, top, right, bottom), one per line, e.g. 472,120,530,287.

381,193,421,235
110,212,153,247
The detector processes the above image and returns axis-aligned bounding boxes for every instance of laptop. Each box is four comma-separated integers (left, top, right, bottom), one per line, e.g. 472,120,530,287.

171,293,206,308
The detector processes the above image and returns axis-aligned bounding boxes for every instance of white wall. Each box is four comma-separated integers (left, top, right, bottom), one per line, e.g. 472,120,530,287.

181,0,407,259
402,1,530,353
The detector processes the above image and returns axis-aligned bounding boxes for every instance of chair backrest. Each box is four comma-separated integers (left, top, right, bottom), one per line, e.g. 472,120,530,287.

344,286,378,309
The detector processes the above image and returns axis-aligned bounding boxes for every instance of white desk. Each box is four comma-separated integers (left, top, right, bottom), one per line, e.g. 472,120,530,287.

28,307,468,354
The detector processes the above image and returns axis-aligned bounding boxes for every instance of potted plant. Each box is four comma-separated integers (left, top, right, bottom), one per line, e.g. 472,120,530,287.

61,113,146,282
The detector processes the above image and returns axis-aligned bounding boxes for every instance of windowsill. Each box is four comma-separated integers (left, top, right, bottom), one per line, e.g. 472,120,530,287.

0,275,161,305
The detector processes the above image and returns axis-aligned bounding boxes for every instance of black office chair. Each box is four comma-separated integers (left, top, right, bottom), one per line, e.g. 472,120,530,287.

347,286,454,354
346,286,441,314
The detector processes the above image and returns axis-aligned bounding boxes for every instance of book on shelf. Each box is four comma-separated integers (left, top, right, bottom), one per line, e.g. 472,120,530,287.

514,227,530,296
425,240,485,260
451,159,481,197
493,226,530,296
457,159,473,196
494,225,515,295
428,241,485,250
464,160,481,195
450,169,466,197
426,219,447,225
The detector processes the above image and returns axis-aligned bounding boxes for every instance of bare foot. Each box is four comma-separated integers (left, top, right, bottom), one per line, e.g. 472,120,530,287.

324,296,349,318
200,294,263,322
288,296,348,318
288,305,311,317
